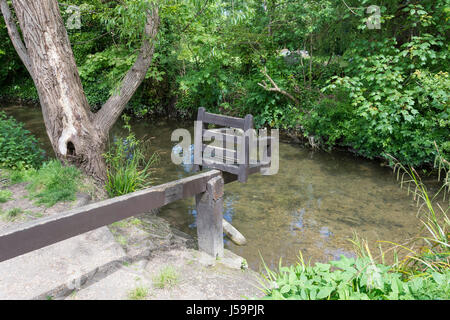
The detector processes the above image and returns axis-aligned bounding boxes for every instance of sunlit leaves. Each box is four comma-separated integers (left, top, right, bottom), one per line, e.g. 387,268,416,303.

263,254,450,300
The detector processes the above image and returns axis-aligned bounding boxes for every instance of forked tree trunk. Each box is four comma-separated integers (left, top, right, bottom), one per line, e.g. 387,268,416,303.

1,0,159,182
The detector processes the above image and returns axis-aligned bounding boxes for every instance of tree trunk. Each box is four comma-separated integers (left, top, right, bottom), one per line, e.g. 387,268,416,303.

2,0,159,182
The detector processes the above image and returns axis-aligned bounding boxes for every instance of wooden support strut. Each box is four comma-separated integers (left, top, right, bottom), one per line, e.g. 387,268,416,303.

195,175,225,258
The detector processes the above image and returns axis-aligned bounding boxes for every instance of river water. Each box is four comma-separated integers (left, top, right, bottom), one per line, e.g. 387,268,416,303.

3,105,427,270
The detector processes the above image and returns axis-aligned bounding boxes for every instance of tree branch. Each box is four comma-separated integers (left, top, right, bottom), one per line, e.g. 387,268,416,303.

257,67,299,105
0,0,34,78
94,6,160,134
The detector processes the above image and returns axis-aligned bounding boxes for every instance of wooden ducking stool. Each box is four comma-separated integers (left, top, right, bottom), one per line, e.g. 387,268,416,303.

0,108,274,262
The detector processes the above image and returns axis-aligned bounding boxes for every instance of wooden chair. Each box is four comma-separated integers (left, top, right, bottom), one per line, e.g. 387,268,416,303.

194,107,272,183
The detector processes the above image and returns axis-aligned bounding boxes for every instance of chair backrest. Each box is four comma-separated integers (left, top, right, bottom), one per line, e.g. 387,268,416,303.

194,107,254,183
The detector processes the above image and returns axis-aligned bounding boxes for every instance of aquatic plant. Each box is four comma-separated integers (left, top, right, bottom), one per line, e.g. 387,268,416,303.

103,114,159,197
385,153,449,274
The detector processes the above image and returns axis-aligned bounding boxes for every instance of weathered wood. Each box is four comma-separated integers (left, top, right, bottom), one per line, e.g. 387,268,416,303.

202,159,240,175
223,219,247,246
203,129,241,146
195,176,224,258
0,170,229,263
203,112,245,129
197,109,259,182
202,144,238,163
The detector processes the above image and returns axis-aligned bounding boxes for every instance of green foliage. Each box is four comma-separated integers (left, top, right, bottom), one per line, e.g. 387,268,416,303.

388,156,449,274
0,111,44,170
0,189,12,203
128,286,149,300
103,115,158,197
18,160,82,207
152,265,179,289
1,0,448,167
323,36,449,165
0,207,24,221
260,253,449,300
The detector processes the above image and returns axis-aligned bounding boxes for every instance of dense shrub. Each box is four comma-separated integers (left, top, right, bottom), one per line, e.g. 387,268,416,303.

0,111,44,169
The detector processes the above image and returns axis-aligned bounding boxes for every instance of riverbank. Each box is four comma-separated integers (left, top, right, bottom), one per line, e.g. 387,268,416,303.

0,99,443,175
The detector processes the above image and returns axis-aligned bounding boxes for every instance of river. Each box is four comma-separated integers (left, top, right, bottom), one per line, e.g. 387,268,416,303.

2,105,427,271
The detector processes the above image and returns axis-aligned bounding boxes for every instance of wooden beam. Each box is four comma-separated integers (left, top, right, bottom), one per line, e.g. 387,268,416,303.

203,112,245,129
195,176,224,258
0,170,233,263
202,159,240,175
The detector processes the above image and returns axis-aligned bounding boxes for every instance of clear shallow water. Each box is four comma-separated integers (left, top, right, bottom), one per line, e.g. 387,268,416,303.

3,106,425,271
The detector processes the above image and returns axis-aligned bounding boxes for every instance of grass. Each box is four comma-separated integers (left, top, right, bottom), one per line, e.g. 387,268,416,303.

114,234,128,247
0,207,24,221
0,189,12,203
0,207,40,222
111,217,143,229
6,160,83,207
128,286,149,300
378,152,449,274
152,266,179,289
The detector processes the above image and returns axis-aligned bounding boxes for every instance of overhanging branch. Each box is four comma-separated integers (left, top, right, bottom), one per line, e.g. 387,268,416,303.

258,67,299,105
0,0,34,78
94,6,160,134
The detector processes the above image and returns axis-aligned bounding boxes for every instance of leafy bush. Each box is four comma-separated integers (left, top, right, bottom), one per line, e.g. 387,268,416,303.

260,254,449,300
103,115,158,197
323,36,449,166
0,111,44,169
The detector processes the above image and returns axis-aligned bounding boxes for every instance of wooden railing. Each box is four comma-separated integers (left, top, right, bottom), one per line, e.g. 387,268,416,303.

0,109,273,263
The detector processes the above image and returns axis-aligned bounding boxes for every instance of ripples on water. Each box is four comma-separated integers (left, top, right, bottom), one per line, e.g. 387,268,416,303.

3,106,425,271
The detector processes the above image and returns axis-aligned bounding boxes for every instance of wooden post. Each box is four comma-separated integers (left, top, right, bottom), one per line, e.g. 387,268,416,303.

195,175,224,258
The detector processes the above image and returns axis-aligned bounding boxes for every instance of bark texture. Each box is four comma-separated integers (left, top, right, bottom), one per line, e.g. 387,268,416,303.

2,0,159,182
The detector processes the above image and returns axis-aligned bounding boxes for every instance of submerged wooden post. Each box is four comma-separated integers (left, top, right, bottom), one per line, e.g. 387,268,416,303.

195,175,224,258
